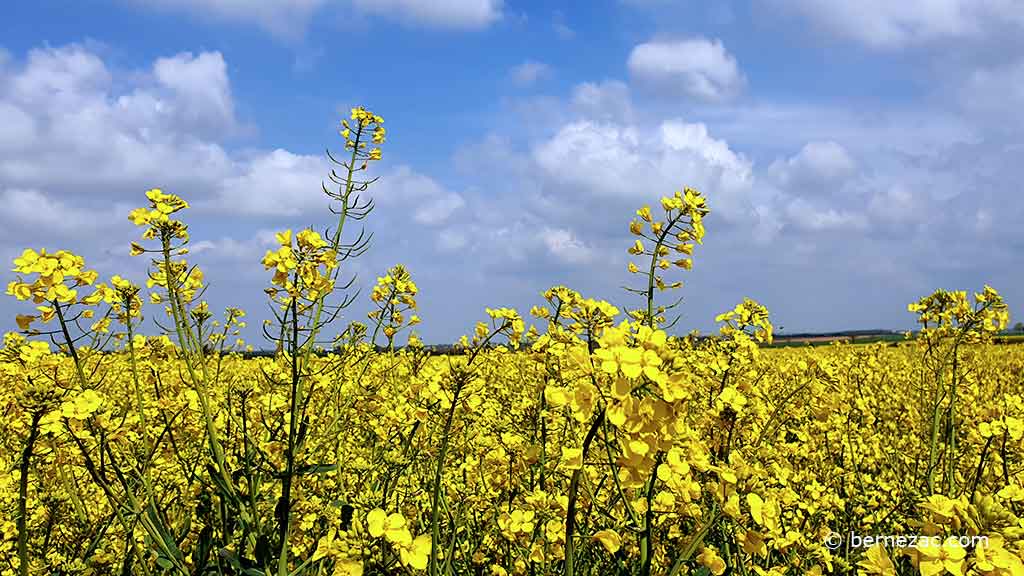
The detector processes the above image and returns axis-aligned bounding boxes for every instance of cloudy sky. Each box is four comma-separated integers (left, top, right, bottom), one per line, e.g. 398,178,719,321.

1,0,1022,346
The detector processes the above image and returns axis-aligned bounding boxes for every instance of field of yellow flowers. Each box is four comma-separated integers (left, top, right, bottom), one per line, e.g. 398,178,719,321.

2,107,1023,576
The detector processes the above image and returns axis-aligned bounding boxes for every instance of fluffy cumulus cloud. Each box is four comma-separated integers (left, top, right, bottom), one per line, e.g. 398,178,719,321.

519,105,894,242
748,119,1024,259
443,84,803,293
0,44,263,301
452,83,811,267
153,52,235,134
765,0,1024,49
759,141,869,232
213,150,328,216
0,46,238,202
0,44,459,226
628,38,745,102
532,119,757,223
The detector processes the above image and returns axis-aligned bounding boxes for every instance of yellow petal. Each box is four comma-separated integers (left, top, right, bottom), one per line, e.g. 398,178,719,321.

367,508,387,538
592,529,621,554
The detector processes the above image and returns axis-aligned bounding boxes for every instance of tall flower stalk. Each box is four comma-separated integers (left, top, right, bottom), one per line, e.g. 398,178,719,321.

624,187,708,329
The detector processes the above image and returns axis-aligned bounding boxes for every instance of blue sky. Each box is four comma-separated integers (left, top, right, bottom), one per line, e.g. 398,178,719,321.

2,0,1023,346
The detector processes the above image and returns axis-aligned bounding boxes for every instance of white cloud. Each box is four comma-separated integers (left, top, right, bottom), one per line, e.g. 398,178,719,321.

791,141,856,181
785,197,868,231
214,150,327,216
628,38,745,102
374,166,466,225
454,85,1024,304
0,44,459,231
153,52,235,134
509,60,551,87
539,227,595,264
414,193,466,225
765,0,1024,49
570,80,634,122
768,140,857,193
750,204,784,243
349,0,503,29
533,119,756,222
212,156,468,223
0,103,36,152
533,121,640,196
690,102,979,162
190,237,263,262
10,46,111,105
0,188,126,236
454,134,531,179
0,45,240,196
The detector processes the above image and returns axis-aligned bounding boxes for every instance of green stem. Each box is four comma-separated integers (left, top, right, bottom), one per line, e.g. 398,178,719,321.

639,453,664,576
968,436,993,502
601,420,641,529
302,122,364,368
429,376,466,576
159,237,261,561
926,368,944,495
53,301,89,387
278,295,302,575
643,212,684,329
16,410,43,576
667,506,721,576
946,342,960,494
564,408,606,576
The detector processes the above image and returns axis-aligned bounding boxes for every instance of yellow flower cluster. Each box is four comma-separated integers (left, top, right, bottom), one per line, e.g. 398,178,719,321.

368,264,420,346
7,249,92,304
5,249,111,331
3,293,1024,575
627,187,710,326
909,286,1010,339
127,187,190,242
340,106,385,163
4,111,1024,576
482,307,525,349
263,228,338,302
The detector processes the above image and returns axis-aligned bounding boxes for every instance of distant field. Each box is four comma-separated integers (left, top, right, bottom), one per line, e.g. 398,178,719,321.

768,331,1024,347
